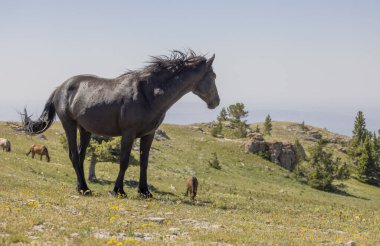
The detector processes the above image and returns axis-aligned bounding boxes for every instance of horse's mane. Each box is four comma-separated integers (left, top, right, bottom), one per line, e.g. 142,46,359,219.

120,50,207,79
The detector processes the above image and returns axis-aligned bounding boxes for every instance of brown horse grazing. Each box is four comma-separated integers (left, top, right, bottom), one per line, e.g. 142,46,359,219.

0,138,11,152
186,176,198,200
26,144,50,162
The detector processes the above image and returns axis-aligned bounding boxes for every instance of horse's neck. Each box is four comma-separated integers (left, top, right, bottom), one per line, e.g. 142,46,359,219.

149,69,201,114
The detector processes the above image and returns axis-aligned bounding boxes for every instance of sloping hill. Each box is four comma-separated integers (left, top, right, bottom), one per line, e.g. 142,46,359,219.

0,122,379,245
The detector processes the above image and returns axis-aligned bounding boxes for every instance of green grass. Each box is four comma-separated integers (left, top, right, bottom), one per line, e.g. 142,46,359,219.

0,121,380,245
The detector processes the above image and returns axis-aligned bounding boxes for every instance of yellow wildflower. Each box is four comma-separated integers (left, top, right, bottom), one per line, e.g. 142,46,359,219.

107,238,117,244
140,222,153,228
124,238,141,245
109,205,120,211
109,215,120,222
27,200,39,209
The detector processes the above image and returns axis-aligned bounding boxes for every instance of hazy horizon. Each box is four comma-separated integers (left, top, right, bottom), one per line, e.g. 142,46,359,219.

2,99,378,136
1,1,379,135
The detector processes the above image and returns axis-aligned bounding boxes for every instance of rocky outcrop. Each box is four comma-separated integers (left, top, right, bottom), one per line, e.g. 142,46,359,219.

245,133,302,171
308,131,322,139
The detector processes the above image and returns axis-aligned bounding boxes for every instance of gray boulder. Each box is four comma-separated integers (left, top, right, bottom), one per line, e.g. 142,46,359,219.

308,131,322,139
245,138,300,171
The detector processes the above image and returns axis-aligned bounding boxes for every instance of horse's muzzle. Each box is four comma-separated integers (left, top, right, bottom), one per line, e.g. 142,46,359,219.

207,97,220,109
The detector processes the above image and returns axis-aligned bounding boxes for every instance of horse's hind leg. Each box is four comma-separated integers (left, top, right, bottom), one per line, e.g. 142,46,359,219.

40,154,42,161
113,131,135,197
138,133,155,198
78,127,91,182
62,120,91,195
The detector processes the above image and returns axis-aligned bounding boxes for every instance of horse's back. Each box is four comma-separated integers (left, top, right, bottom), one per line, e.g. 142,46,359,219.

31,144,45,150
54,74,148,136
0,138,9,145
0,138,11,152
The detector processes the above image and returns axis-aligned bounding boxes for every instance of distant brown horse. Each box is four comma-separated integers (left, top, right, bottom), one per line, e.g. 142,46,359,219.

26,144,50,162
186,176,198,200
0,138,11,152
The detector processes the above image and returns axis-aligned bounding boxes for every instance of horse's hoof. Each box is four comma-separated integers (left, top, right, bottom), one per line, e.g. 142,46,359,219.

117,193,127,199
108,190,127,199
79,189,92,196
138,191,153,199
89,178,99,183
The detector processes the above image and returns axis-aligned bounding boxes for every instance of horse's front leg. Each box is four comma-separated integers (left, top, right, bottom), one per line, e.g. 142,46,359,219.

138,133,155,198
113,132,135,197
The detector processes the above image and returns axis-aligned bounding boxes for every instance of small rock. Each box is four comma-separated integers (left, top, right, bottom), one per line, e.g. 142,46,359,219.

70,233,79,237
308,131,322,139
192,126,204,132
32,224,45,232
37,134,47,140
168,227,180,235
143,217,165,224
69,195,81,199
346,241,356,246
133,232,154,240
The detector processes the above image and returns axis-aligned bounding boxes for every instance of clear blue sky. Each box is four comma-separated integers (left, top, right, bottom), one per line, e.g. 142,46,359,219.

1,1,379,134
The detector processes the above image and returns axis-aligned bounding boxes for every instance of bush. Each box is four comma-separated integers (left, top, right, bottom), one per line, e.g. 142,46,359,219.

294,139,306,162
263,114,272,136
217,107,228,122
211,120,223,137
226,103,248,122
233,121,248,138
257,151,271,161
209,152,221,170
295,141,349,191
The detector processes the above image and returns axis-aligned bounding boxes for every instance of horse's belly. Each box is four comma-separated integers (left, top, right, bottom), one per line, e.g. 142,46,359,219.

75,107,122,136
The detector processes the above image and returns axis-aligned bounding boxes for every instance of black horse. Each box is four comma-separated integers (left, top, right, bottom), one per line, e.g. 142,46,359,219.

25,50,220,197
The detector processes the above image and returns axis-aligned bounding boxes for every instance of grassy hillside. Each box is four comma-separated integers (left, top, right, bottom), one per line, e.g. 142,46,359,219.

0,121,379,245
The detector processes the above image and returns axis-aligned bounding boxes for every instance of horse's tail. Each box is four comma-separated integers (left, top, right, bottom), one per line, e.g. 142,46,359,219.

191,176,198,198
25,89,57,135
7,141,11,152
45,147,50,162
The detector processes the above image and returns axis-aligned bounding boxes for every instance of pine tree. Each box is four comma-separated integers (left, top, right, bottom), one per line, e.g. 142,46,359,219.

255,125,260,133
233,120,248,138
217,107,228,122
263,114,272,136
357,135,378,183
373,131,379,154
308,141,336,190
227,103,248,122
352,111,366,147
211,120,223,137
301,120,308,130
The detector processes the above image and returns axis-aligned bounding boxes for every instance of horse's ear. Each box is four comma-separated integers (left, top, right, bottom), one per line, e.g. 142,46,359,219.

206,54,215,69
